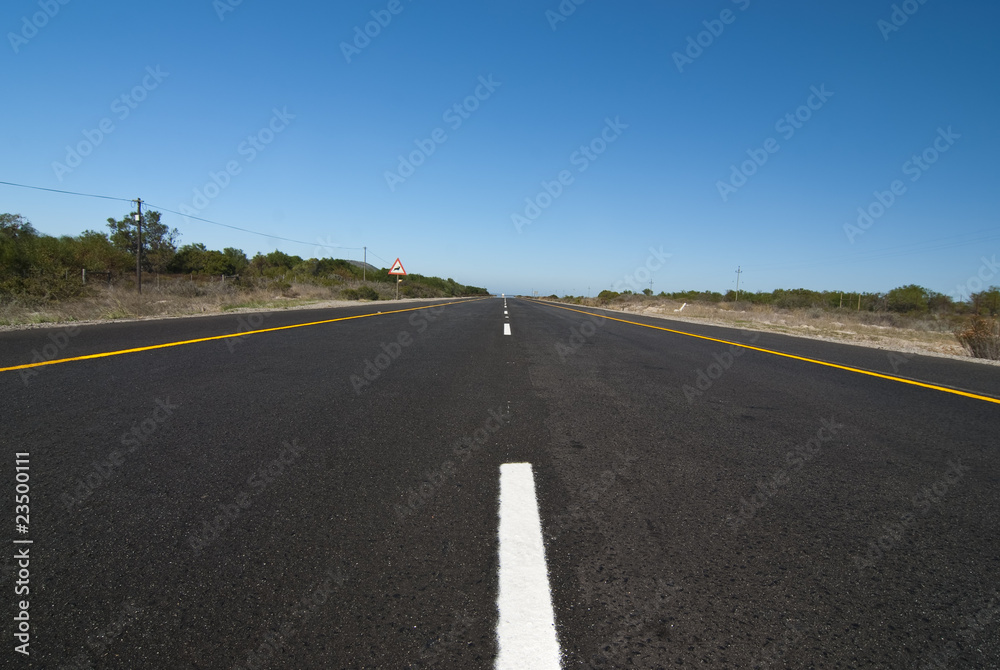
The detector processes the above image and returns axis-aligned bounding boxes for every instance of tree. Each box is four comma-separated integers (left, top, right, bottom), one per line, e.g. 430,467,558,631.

926,291,953,314
262,250,301,270
77,230,132,274
106,209,179,272
0,213,36,240
0,214,39,277
169,243,208,274
971,287,1000,316
886,284,930,313
222,248,249,275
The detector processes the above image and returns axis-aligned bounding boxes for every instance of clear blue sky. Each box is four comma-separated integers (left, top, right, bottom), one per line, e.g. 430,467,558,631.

3,0,998,298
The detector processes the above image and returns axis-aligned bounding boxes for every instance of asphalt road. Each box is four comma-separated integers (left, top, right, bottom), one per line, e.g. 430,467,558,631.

1,297,998,669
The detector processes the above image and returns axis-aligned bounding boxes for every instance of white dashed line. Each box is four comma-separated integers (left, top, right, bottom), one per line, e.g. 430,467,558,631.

503,323,511,336
496,463,561,670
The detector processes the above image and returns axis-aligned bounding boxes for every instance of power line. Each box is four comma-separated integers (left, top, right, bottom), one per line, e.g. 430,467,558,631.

0,180,133,203
1,180,381,261
145,202,363,252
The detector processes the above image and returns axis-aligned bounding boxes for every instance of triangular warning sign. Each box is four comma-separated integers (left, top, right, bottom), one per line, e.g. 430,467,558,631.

388,258,407,275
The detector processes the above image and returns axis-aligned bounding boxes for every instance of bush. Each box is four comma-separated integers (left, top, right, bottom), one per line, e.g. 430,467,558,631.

357,285,379,300
887,284,930,313
955,316,1000,360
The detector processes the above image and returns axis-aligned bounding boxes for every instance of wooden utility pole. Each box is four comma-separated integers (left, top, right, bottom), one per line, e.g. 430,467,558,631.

135,198,142,294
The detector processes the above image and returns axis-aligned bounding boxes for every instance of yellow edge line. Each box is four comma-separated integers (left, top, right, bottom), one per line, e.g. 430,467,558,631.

533,300,1000,407
0,298,488,373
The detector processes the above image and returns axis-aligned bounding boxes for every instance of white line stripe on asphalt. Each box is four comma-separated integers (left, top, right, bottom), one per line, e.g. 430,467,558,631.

496,463,561,670
503,323,511,335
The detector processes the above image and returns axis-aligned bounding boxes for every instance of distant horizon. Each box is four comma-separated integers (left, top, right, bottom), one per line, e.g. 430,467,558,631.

8,211,994,304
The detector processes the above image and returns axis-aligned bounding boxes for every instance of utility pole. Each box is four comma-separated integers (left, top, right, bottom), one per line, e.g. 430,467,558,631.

648,278,654,294
363,246,366,282
734,266,742,302
135,198,142,294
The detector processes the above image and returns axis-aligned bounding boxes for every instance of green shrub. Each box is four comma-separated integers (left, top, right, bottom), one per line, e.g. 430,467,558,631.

357,285,379,300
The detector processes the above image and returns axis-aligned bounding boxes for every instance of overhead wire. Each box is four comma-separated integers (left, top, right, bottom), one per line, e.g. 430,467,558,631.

1,180,381,261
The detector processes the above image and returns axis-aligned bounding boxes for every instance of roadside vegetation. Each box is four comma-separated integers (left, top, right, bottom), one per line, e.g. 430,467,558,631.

0,211,488,325
542,286,1000,361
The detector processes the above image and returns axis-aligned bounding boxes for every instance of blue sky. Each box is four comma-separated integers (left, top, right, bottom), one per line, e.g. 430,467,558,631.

3,0,998,298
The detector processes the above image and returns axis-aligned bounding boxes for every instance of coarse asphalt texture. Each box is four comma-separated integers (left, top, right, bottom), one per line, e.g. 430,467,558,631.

1,296,998,668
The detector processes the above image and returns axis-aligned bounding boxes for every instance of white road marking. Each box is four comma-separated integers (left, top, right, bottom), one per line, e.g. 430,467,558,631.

503,323,511,336
496,463,561,670
504,310,508,315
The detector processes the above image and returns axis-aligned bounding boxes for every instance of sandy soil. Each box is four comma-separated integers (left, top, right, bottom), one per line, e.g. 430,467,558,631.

543,299,1000,367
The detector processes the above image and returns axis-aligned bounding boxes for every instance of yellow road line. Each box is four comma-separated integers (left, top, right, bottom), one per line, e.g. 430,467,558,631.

532,300,1000,406
0,298,487,373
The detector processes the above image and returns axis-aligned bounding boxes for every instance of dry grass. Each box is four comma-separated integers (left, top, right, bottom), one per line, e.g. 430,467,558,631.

0,277,411,329
955,316,1000,360
554,297,987,361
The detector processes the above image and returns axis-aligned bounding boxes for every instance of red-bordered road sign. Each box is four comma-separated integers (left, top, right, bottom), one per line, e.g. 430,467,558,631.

388,258,407,275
